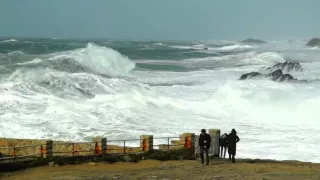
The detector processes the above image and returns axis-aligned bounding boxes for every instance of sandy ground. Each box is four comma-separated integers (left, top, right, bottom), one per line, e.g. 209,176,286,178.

1,159,320,180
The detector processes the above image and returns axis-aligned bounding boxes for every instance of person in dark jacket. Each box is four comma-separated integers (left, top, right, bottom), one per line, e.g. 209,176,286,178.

198,129,211,165
219,133,229,158
228,129,240,163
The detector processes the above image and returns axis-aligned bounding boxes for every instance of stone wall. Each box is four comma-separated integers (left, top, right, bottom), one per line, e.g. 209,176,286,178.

194,128,221,158
0,138,47,157
0,131,213,159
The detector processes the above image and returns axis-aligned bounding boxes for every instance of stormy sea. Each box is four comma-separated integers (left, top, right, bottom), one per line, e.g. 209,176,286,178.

0,38,320,162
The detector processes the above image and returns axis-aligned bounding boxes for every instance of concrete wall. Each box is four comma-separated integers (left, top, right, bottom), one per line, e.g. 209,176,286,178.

194,129,221,158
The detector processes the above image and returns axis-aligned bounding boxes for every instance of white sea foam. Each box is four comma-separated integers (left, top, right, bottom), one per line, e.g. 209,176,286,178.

1,41,320,163
49,43,136,76
0,39,17,43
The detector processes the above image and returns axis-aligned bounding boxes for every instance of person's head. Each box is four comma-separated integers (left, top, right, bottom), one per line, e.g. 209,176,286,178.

231,129,237,134
201,129,206,134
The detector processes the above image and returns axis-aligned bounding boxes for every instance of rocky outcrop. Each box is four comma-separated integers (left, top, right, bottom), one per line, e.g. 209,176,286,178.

241,38,267,44
306,38,320,47
266,61,303,72
239,61,307,83
239,69,306,83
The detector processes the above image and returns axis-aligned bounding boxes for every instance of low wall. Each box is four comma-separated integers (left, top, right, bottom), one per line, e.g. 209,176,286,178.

0,129,221,159
0,138,47,157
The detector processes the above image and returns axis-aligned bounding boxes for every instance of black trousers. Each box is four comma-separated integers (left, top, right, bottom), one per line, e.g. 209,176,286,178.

200,147,209,165
229,154,236,163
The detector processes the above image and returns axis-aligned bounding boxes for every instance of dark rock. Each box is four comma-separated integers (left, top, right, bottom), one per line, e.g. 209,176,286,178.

266,69,295,82
306,38,320,47
241,38,267,44
266,61,303,72
239,69,304,83
239,72,263,80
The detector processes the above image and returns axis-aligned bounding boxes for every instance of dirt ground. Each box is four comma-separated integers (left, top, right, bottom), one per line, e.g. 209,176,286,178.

1,159,320,180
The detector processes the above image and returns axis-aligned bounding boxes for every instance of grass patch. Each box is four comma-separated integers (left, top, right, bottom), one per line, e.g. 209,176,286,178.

0,149,194,173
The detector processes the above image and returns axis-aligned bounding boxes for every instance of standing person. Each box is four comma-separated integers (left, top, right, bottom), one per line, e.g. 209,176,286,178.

228,129,240,163
198,129,211,165
219,133,229,158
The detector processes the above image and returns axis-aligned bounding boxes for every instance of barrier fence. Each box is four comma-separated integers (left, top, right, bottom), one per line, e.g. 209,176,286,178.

0,135,195,161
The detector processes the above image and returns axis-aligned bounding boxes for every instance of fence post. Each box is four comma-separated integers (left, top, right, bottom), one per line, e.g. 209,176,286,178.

167,138,170,150
140,135,153,152
46,140,53,158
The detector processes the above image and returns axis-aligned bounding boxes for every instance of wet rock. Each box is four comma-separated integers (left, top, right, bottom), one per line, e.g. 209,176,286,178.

266,61,303,72
239,69,306,83
306,38,320,47
241,38,267,44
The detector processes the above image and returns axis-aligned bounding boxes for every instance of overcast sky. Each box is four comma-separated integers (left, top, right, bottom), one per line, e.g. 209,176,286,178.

0,0,319,40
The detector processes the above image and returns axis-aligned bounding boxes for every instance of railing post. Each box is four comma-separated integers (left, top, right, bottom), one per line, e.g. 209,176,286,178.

167,138,170,150
123,140,126,154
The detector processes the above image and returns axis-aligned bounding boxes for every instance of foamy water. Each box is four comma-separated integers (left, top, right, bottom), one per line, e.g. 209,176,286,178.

0,39,320,162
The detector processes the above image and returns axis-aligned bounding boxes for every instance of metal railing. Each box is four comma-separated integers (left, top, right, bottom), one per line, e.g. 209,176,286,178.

0,136,193,161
